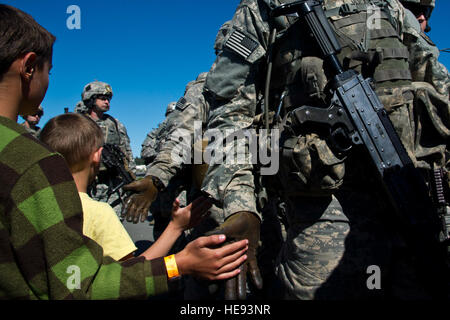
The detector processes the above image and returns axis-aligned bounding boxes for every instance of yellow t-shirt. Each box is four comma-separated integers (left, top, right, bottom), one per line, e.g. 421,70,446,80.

79,192,137,261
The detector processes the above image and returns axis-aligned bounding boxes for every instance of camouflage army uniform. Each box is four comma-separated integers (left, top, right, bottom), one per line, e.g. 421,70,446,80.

141,102,176,165
76,81,136,218
147,73,220,236
400,1,450,96
147,74,209,193
88,114,135,217
74,100,88,114
146,21,234,238
20,122,41,138
141,126,162,165
201,0,449,299
140,102,187,238
20,105,44,138
401,0,450,236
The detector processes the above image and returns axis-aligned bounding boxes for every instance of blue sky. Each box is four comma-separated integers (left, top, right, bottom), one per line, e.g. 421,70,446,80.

7,0,450,157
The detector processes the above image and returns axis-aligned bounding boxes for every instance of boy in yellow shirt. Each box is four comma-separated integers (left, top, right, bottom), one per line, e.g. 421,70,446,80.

40,113,213,262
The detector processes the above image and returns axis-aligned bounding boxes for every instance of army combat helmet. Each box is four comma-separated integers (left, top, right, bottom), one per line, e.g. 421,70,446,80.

21,105,43,119
35,105,44,117
400,0,435,31
165,101,176,117
82,81,113,105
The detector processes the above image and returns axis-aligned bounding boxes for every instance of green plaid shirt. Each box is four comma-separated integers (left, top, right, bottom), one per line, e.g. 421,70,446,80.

0,116,168,299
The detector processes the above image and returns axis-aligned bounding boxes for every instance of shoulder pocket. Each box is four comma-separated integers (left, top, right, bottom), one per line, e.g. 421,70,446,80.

223,27,266,64
205,28,266,101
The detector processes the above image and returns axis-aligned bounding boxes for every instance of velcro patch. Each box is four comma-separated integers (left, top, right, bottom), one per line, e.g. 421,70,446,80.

421,31,436,46
225,29,258,60
176,97,188,111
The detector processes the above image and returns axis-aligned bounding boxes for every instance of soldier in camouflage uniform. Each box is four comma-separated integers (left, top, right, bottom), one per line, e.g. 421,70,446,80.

123,22,238,299
124,73,212,228
141,102,176,166
76,81,136,218
400,0,450,96
122,72,218,299
123,21,233,231
138,102,186,234
74,100,88,114
400,0,434,32
401,0,450,236
200,0,449,300
20,105,43,138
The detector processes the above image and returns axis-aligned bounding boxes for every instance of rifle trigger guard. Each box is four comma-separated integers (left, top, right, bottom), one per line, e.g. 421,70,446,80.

329,126,353,154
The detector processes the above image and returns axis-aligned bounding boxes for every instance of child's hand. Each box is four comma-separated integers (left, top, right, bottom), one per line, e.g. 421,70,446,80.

171,196,212,231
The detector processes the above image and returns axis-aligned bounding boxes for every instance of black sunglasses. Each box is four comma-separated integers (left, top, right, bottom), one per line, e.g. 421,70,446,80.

95,95,111,101
404,3,432,20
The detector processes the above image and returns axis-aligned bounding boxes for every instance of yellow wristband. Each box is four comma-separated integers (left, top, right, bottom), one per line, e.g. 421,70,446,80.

164,254,180,280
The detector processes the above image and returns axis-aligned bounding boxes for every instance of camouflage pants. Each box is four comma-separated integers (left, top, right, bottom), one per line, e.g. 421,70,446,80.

274,189,433,300
252,197,288,299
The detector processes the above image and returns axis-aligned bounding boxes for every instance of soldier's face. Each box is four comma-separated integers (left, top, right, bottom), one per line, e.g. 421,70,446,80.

25,113,41,125
417,14,427,32
94,96,110,113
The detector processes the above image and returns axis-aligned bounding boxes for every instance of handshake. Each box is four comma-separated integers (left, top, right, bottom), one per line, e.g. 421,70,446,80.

121,176,263,300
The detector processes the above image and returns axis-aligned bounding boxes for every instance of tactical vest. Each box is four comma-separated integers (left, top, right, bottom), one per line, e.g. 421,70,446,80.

95,115,122,146
92,114,124,175
272,0,415,195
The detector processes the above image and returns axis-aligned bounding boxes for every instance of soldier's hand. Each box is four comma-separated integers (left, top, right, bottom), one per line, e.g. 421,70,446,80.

121,176,158,224
206,211,263,300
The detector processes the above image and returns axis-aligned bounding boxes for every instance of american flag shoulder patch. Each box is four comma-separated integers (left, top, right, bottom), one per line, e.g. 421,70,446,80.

225,29,259,60
176,97,188,111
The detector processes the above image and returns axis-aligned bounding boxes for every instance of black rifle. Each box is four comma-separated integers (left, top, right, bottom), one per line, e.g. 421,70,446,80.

272,0,448,296
101,143,135,196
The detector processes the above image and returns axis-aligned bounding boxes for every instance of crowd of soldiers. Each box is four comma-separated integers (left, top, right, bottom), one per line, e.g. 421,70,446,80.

66,0,449,300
